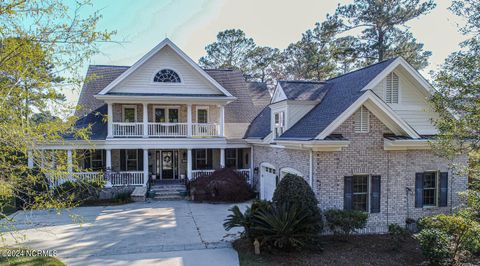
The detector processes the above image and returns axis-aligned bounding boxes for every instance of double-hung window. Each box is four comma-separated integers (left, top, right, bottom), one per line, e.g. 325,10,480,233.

274,111,285,138
352,175,369,211
126,150,138,171
90,150,103,171
226,149,237,168
345,175,381,213
122,105,137,122
415,171,448,208
195,149,208,169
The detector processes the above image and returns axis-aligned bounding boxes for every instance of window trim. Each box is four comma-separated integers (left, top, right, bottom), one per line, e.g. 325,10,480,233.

385,72,400,104
352,174,370,212
90,150,104,171
273,111,285,138
153,105,180,123
355,106,369,133
152,68,182,84
122,105,137,122
422,171,439,207
125,149,138,171
225,148,238,168
196,106,209,124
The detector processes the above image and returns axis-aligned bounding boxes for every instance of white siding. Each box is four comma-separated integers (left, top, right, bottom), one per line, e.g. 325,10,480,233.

110,46,223,95
371,69,438,135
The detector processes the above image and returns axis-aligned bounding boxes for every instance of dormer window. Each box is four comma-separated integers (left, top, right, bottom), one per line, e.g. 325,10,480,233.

386,72,399,104
355,106,369,133
154,69,181,83
274,111,285,138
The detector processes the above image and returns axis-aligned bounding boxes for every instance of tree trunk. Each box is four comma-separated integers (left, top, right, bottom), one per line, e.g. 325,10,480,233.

378,30,385,62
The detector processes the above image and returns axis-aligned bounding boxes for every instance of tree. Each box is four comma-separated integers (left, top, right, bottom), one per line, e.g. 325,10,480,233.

333,0,435,69
0,0,114,235
245,46,281,86
199,29,255,70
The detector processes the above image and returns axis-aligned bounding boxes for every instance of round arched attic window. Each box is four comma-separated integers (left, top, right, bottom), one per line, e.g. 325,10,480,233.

153,69,181,83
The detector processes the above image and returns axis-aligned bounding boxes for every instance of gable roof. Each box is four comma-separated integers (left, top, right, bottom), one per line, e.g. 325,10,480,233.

66,104,107,140
97,38,233,97
244,106,271,139
277,80,327,101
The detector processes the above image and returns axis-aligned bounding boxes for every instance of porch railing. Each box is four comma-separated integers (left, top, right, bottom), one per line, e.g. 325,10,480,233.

47,171,145,187
110,171,145,186
113,122,143,137
190,169,251,183
47,172,103,187
148,123,188,137
192,123,218,137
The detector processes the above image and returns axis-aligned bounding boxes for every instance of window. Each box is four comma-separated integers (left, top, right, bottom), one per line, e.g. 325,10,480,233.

154,107,179,123
423,172,437,206
415,171,448,208
122,105,137,122
126,150,138,171
153,69,181,83
195,149,208,169
197,108,208,123
274,111,285,138
352,175,369,212
386,72,399,104
226,149,237,168
90,150,103,171
354,106,369,133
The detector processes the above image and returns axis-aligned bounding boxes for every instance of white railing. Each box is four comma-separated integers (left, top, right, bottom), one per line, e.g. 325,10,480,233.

191,169,215,180
148,123,188,137
110,171,144,186
237,169,251,181
113,122,144,137
192,123,218,137
47,172,103,187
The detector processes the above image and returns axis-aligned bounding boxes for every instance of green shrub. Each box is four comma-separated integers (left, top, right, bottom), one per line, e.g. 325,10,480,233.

224,200,272,240
324,209,368,238
416,228,451,265
388,223,410,250
272,173,323,231
252,203,322,250
53,179,104,203
416,214,480,264
114,192,132,203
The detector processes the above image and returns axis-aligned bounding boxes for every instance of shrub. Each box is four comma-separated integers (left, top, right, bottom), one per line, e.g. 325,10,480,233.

416,214,480,264
189,168,254,202
252,203,322,250
224,200,272,240
416,228,451,265
272,173,323,231
53,179,104,203
388,223,410,250
114,191,132,203
324,209,368,238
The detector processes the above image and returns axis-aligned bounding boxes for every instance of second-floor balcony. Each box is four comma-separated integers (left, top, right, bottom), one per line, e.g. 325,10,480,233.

107,103,225,138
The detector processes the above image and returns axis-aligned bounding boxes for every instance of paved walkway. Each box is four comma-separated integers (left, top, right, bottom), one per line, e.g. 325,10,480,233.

2,200,248,266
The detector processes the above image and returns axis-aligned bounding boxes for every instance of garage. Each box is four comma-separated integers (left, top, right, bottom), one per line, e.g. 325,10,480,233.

260,163,277,200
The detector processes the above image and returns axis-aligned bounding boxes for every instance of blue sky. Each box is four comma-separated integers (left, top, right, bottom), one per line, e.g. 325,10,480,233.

65,0,466,106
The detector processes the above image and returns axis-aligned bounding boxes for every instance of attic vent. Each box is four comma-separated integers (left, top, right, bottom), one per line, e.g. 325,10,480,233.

386,72,399,103
355,106,369,133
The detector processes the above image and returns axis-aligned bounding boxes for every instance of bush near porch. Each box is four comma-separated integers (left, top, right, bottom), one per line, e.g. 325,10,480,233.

188,168,254,202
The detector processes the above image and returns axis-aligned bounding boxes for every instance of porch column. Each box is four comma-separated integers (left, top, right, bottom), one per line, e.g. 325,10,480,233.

105,149,112,187
220,148,225,168
27,150,34,169
309,149,313,187
107,102,113,138
143,103,148,138
67,149,73,178
40,150,45,169
187,149,192,179
250,146,254,184
187,104,192,137
143,149,148,186
219,105,225,137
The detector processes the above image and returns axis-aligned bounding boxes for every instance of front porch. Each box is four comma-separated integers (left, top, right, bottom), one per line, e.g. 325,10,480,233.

44,148,252,187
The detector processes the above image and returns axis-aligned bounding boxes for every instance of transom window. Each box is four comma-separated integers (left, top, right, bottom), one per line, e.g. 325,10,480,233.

423,172,437,206
153,69,181,83
274,111,285,138
352,175,369,212
355,106,369,133
386,72,399,104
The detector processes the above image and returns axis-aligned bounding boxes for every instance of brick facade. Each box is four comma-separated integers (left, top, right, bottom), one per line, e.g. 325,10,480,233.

253,107,468,232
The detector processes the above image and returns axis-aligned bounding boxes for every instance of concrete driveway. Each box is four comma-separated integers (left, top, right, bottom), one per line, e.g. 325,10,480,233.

2,200,248,266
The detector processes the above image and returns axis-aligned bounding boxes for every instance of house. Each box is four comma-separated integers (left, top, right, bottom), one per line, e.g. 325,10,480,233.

32,39,467,232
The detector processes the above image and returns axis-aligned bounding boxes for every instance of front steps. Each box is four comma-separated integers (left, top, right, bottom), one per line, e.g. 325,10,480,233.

149,182,187,200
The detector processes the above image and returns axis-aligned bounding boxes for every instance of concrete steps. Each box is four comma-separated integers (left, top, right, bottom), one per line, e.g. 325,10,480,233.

149,183,187,200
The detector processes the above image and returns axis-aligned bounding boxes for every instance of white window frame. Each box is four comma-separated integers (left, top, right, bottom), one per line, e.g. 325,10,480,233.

126,149,138,171
195,149,208,169
273,111,285,138
90,150,103,170
422,171,439,207
151,68,182,84
196,106,209,124
352,174,371,213
153,105,180,123
122,105,137,122
225,148,238,168
355,106,369,133
385,72,400,104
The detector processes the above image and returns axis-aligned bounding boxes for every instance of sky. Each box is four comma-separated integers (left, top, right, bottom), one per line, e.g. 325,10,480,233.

64,0,466,106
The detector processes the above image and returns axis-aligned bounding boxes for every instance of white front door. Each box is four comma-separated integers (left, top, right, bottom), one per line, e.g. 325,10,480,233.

261,165,277,201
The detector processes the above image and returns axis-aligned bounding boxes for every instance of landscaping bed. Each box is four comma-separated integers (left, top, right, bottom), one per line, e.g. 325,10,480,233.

234,234,424,266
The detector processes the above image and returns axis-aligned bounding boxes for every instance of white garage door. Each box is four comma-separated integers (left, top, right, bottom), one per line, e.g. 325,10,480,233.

261,164,277,201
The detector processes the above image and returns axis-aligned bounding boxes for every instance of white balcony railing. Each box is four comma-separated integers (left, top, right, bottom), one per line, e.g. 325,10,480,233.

110,171,145,186
47,172,103,187
148,123,188,137
190,169,251,183
192,123,219,137
113,122,144,137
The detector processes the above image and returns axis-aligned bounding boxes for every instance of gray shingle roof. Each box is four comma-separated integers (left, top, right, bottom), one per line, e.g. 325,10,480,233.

278,80,327,101
246,82,271,107
65,104,107,140
243,106,271,139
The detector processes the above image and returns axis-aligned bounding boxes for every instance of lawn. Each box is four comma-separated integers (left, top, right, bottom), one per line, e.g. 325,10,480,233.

0,249,64,266
234,234,425,266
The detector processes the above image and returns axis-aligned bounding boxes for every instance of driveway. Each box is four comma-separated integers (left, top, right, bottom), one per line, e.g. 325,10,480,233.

2,200,248,266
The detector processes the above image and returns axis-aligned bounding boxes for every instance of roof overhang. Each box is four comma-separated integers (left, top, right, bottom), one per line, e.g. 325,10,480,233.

384,138,431,150
274,139,350,151
95,94,236,104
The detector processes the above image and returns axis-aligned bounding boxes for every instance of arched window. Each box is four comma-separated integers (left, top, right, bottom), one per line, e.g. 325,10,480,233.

153,69,181,83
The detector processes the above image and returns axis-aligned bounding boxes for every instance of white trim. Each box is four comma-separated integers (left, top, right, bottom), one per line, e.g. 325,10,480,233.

279,167,304,178
153,105,180,123
384,138,431,150
97,38,233,97
195,106,209,123
271,83,287,103
151,68,182,84
122,105,137,122
315,90,420,139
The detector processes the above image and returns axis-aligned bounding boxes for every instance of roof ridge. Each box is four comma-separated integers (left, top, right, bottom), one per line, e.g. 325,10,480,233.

90,64,130,68
279,80,325,84
326,57,398,82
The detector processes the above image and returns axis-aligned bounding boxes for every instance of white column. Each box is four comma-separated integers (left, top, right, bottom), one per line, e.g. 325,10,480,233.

40,150,45,169
27,150,34,169
309,149,313,187
187,104,192,137
105,149,112,187
250,146,254,184
67,149,73,178
220,148,225,168
143,149,149,186
143,103,148,138
219,105,225,137
187,149,192,179
107,102,113,138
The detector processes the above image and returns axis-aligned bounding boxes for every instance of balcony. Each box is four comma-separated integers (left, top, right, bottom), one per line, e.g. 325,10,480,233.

112,122,220,138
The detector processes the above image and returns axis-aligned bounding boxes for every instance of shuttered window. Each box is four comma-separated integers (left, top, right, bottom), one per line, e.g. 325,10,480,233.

344,175,381,213
355,106,369,133
415,171,448,208
386,72,399,104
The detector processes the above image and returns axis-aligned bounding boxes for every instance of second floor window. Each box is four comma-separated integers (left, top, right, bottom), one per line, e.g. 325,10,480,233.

197,108,208,123
123,106,137,122
274,111,285,138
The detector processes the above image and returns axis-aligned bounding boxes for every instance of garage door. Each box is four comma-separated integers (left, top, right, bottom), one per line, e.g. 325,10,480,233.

261,164,277,201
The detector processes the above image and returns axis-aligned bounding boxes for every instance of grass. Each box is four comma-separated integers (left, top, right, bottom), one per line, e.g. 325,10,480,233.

0,256,64,266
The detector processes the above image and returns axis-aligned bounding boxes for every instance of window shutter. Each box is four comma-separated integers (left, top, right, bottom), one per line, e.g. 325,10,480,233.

392,73,399,103
120,149,126,171
439,172,448,207
371,175,381,213
415,172,424,208
237,149,243,168
344,176,353,210
386,74,392,103
84,150,91,169
192,150,197,169
355,106,369,133
137,149,143,171
207,149,213,169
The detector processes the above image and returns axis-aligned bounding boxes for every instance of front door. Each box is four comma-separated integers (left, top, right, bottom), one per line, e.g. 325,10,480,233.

161,150,174,179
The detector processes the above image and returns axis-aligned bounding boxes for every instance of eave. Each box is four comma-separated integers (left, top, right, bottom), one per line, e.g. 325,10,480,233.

383,138,431,150
94,94,236,104
275,140,350,151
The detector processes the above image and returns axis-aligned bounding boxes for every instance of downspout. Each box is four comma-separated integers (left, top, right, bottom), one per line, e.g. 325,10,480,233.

309,149,313,187
386,152,390,226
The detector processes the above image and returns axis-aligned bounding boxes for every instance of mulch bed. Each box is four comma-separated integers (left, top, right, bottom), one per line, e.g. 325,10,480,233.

233,234,425,266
